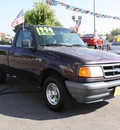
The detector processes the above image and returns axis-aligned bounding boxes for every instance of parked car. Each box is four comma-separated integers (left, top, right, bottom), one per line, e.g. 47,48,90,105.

108,42,120,54
0,25,120,111
81,33,102,49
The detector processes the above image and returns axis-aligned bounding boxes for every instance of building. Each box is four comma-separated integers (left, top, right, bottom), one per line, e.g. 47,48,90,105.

116,35,120,42
0,33,12,43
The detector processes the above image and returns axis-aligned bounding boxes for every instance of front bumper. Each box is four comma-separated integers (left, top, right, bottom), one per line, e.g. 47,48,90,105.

84,41,96,46
65,79,120,103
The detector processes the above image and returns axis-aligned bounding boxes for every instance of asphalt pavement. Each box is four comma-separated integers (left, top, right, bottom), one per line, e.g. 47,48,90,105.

0,75,119,130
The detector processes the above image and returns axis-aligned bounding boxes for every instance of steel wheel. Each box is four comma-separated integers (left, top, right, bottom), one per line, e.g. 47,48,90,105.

42,76,72,111
46,83,60,105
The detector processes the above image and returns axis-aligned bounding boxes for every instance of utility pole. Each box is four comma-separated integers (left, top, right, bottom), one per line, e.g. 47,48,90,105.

93,0,96,32
0,33,1,42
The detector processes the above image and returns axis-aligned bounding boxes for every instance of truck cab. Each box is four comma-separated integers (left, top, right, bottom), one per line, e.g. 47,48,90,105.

0,25,120,111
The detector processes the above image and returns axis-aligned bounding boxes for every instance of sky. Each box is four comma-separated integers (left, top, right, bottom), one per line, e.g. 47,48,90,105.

0,0,120,37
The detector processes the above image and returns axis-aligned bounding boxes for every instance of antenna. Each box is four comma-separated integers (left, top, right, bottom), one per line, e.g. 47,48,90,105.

43,0,46,48
23,9,25,30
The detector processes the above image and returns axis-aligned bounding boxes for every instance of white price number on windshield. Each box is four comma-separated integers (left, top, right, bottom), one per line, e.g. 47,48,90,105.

36,27,55,35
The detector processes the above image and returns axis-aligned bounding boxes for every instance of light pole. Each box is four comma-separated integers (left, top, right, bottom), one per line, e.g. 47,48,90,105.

72,16,82,32
93,0,96,32
0,33,1,42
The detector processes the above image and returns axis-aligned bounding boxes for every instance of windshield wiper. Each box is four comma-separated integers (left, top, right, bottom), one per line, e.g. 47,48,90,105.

43,43,62,46
43,44,72,47
72,44,85,47
42,44,85,47
61,45,72,47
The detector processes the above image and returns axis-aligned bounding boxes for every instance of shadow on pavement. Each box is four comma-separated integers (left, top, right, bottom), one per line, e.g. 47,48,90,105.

0,75,109,120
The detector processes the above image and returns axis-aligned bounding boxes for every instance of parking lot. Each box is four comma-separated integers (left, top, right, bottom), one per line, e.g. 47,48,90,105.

88,42,110,51
0,75,119,130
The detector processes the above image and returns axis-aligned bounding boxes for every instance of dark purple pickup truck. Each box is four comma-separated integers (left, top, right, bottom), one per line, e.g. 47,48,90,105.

0,25,120,111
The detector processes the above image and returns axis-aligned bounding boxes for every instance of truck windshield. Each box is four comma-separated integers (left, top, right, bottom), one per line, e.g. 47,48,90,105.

35,26,85,47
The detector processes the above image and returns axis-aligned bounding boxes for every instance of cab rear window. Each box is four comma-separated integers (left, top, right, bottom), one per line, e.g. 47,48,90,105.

83,34,95,37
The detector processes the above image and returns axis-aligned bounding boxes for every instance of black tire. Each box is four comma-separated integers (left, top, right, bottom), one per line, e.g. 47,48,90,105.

42,76,71,112
94,42,98,49
0,68,6,84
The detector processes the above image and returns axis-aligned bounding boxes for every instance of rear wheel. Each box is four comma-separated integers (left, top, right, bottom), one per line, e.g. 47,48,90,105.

0,68,6,84
100,43,103,50
42,76,71,112
94,42,98,49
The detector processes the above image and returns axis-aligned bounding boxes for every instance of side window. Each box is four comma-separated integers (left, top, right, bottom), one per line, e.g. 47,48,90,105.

16,29,33,48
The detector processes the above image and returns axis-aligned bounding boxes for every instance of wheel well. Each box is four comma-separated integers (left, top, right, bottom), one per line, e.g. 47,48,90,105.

39,68,65,88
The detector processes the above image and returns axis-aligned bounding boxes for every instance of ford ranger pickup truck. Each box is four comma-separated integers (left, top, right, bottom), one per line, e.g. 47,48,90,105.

0,25,120,111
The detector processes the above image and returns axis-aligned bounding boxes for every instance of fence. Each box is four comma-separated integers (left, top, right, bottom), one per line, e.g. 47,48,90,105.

88,43,110,52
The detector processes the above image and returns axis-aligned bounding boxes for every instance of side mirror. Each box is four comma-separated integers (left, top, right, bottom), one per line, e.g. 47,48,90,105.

22,39,30,48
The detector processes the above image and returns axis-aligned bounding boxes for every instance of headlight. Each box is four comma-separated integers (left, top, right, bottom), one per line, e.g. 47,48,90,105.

78,66,103,78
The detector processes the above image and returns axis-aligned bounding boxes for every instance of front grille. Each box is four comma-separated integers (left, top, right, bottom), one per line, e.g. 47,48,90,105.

102,64,120,78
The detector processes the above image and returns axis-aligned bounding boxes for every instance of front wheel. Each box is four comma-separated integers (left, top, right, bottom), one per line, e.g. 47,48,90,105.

94,42,98,49
42,76,70,112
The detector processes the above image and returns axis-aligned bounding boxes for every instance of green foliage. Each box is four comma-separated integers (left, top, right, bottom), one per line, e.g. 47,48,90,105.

111,28,120,36
13,25,21,33
98,34,103,38
106,34,113,41
106,28,120,42
0,41,12,45
13,1,62,32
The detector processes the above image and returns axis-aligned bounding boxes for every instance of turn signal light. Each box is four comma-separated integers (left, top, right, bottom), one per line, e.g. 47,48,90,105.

78,67,103,78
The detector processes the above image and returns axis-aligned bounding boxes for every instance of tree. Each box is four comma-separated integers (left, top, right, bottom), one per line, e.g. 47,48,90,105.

105,28,120,42
106,34,113,41
13,1,62,32
111,28,120,36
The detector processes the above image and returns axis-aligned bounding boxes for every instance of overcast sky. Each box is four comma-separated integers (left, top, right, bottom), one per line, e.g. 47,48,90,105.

0,0,120,36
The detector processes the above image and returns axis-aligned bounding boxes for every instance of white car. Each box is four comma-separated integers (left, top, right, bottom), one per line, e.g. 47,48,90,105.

108,42,120,54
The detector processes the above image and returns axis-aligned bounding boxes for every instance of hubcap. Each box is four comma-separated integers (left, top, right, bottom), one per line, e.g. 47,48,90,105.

46,83,60,105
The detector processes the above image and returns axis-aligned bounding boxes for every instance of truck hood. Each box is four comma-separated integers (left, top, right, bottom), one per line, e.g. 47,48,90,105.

46,46,120,64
